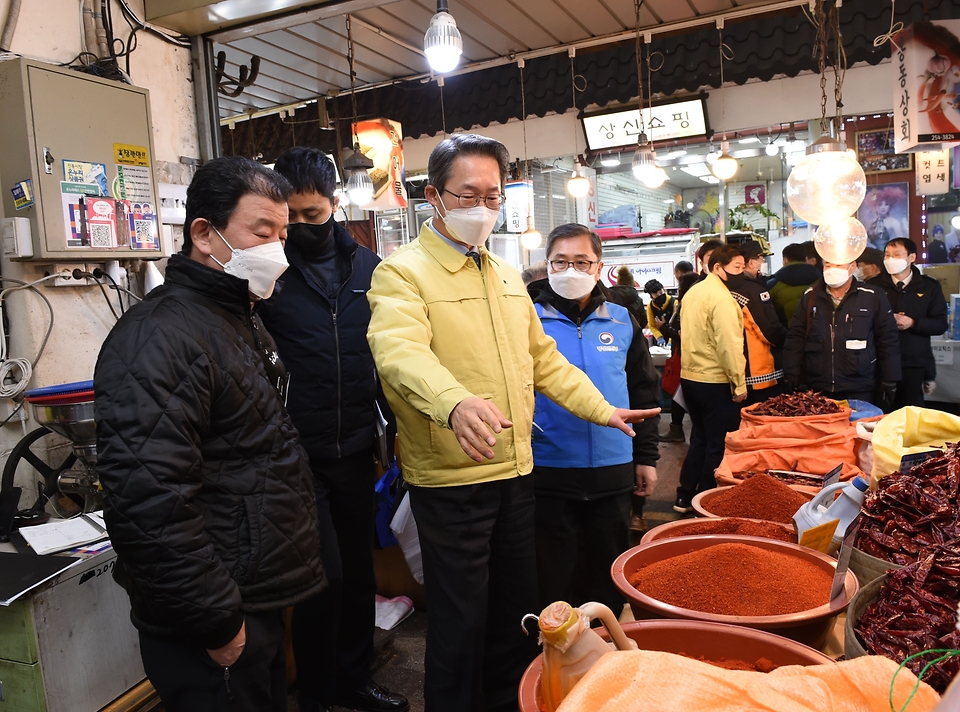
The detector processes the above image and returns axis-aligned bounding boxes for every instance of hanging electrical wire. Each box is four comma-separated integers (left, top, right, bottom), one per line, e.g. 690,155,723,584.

0,275,57,401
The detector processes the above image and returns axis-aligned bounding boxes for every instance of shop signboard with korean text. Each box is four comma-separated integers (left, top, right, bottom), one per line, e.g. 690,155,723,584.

582,97,708,151
354,118,408,211
915,149,950,195
504,181,533,233
892,20,960,153
600,258,676,289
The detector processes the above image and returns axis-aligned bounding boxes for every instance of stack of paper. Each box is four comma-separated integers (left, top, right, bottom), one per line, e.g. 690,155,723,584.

18,512,108,556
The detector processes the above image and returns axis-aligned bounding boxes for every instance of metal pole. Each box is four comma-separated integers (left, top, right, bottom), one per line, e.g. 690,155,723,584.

190,36,222,162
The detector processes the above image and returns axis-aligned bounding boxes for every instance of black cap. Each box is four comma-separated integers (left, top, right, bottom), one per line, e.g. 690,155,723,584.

857,246,883,267
738,240,764,260
643,279,664,294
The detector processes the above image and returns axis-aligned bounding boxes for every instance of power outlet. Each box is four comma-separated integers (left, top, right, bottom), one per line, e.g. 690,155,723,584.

48,264,93,287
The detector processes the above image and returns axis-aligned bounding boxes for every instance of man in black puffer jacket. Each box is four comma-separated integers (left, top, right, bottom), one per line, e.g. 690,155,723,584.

258,147,407,712
95,157,325,712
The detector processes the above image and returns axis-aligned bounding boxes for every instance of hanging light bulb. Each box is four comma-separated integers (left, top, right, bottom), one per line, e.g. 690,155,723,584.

813,216,868,264
765,141,779,156
711,140,738,180
786,134,866,225
423,0,462,74
343,144,375,206
600,152,621,167
567,159,591,197
631,133,658,182
520,215,542,249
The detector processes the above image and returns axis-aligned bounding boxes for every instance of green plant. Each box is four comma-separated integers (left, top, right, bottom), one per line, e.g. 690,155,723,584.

728,202,781,231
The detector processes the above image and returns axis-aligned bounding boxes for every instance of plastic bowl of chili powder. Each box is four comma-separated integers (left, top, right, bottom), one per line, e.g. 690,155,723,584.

611,535,858,650
640,517,797,545
517,618,833,712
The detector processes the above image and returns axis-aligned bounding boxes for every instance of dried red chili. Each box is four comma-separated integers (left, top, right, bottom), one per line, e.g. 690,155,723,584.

854,542,960,693
854,442,960,565
628,543,833,616
662,518,797,543
749,391,841,417
705,473,811,524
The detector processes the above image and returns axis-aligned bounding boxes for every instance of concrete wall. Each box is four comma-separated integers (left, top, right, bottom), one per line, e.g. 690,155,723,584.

0,1,198,489
402,61,896,172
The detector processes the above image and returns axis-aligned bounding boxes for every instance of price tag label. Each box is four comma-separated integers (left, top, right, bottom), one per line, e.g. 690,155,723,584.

821,464,843,488
797,519,839,554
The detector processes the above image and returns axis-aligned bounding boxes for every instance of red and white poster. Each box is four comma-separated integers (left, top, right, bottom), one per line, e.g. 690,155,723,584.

354,118,408,211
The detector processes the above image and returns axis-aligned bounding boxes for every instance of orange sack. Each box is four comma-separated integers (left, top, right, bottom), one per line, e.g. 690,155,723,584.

555,650,940,712
715,404,866,486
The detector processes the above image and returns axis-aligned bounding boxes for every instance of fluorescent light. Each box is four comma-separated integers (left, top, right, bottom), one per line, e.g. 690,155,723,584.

667,149,687,158
737,136,760,144
700,175,720,184
600,153,621,167
680,163,711,177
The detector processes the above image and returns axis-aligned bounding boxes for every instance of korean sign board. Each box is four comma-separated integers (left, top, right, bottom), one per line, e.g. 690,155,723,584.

601,259,676,289
893,20,960,153
582,98,708,151
504,181,533,233
915,149,950,195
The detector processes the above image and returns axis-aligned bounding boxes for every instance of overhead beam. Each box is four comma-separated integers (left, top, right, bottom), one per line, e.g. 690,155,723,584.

209,0,402,43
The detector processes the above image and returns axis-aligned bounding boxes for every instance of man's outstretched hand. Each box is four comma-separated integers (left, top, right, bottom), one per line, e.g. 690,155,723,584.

450,397,513,462
607,407,661,436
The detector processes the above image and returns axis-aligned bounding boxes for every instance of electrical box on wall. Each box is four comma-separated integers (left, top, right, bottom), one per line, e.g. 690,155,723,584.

0,58,167,260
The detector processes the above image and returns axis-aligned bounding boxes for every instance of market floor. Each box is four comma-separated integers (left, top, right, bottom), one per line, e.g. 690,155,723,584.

285,419,694,712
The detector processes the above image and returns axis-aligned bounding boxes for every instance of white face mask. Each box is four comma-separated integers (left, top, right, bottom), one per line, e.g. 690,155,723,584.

884,257,909,275
548,266,598,300
211,226,289,300
854,267,865,282
822,266,852,289
437,196,501,247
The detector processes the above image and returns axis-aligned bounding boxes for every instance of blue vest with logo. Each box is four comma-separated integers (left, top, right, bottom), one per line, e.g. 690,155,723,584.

532,301,634,468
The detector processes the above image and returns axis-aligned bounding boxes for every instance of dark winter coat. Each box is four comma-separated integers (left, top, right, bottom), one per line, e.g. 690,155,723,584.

869,267,949,377
258,220,384,460
783,279,901,394
606,284,648,328
95,254,325,650
768,262,822,326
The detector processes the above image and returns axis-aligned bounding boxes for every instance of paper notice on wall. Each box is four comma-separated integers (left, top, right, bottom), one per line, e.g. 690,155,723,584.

113,164,153,202
82,196,121,248
127,202,159,250
61,182,100,247
932,340,954,365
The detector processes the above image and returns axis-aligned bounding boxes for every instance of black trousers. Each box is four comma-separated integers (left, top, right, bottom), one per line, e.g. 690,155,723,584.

409,475,540,712
534,489,631,613
894,367,926,409
678,379,743,499
140,610,287,712
670,399,686,426
292,450,377,705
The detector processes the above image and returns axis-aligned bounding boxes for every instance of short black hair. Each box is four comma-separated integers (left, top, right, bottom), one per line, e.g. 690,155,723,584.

698,239,724,261
643,279,664,294
885,237,918,256
782,243,806,263
675,260,693,274
708,244,742,271
273,146,337,200
183,157,292,254
545,223,602,259
677,272,699,300
857,246,884,267
802,240,822,266
427,134,510,197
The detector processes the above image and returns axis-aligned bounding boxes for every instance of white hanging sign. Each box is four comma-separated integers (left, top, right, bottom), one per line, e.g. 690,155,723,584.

915,149,950,195
504,180,533,233
575,165,598,230
582,98,707,151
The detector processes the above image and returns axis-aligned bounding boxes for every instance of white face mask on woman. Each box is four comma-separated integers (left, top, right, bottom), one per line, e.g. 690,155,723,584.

211,226,289,299
548,267,597,300
437,197,501,247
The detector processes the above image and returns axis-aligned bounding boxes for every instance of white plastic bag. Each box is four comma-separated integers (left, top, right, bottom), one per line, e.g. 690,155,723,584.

854,419,876,481
389,493,424,585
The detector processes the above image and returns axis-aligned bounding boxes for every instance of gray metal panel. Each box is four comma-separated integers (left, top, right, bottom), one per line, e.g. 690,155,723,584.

32,551,145,712
0,59,165,260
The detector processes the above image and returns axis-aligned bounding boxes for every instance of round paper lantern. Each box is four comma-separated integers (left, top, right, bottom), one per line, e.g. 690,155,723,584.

814,217,868,264
786,136,866,226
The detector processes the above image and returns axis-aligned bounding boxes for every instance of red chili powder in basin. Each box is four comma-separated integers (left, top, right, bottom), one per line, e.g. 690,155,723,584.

663,518,797,543
628,543,833,616
705,473,811,524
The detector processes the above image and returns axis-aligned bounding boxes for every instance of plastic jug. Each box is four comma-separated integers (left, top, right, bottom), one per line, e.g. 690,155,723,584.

793,475,869,554
537,601,637,712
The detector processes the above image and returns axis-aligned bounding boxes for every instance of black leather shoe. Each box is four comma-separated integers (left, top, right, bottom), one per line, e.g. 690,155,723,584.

334,681,410,712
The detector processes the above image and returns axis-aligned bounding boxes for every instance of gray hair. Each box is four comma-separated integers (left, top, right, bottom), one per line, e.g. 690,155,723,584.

545,223,603,259
427,134,510,197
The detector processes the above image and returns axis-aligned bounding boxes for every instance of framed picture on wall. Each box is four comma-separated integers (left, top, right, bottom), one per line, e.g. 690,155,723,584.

856,129,913,174
858,183,909,250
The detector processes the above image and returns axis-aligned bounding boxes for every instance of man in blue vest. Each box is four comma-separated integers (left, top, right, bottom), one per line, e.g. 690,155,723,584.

527,223,661,609
258,147,407,712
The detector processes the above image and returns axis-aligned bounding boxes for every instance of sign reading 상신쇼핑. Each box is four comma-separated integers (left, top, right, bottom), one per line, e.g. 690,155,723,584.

582,99,707,151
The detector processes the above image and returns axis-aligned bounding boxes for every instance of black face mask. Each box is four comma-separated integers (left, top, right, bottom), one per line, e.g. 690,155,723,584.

722,270,746,290
653,294,667,307
287,218,335,261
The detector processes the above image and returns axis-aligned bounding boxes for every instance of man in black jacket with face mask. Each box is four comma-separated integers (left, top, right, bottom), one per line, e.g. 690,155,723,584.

258,147,408,712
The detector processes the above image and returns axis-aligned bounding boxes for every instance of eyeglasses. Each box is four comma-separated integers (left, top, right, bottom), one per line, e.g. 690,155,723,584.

549,259,598,273
442,189,506,210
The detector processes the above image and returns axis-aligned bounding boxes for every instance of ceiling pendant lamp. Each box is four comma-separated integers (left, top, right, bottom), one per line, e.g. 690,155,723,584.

343,16,374,207
424,0,462,74
567,159,591,197
710,21,737,181
787,0,866,263
517,59,541,250
520,215,542,249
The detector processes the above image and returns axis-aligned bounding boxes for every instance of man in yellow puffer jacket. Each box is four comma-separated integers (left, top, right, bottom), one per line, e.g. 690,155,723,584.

367,134,658,712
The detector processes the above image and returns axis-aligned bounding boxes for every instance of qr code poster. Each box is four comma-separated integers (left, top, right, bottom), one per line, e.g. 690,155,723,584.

60,182,100,247
127,202,159,250
82,197,120,248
